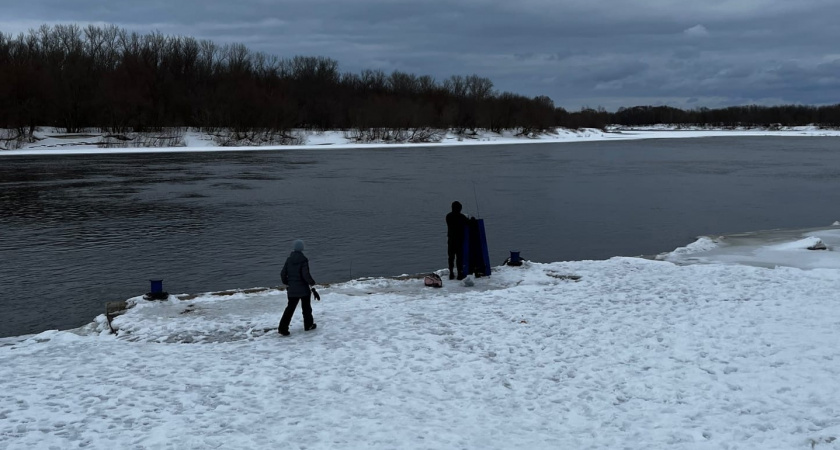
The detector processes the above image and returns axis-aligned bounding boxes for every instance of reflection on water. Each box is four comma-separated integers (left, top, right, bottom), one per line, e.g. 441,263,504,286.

2,137,840,337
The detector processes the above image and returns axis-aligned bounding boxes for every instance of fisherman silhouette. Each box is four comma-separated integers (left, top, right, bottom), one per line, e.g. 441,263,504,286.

445,201,468,280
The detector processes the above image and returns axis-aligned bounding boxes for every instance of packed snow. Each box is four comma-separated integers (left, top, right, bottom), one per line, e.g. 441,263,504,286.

2,125,840,156
2,225,840,449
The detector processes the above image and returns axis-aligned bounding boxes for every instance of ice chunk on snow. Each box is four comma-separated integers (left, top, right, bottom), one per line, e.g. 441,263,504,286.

657,236,719,259
21,330,82,344
765,236,823,251
660,227,840,269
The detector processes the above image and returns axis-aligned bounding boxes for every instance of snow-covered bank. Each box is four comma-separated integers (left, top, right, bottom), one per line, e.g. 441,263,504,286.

660,225,840,269
2,227,840,449
2,125,840,156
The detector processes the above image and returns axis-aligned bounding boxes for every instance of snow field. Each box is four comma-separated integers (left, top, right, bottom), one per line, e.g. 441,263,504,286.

2,257,839,449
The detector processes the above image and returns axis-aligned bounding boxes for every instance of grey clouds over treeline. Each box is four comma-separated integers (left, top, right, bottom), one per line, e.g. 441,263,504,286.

1,0,838,110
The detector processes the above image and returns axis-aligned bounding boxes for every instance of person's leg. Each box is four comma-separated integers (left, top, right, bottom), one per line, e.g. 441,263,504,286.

454,240,465,279
301,294,315,330
278,296,301,334
447,241,457,279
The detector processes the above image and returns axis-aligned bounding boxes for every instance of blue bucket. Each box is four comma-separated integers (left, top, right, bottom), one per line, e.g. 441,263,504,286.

150,280,164,294
509,251,521,264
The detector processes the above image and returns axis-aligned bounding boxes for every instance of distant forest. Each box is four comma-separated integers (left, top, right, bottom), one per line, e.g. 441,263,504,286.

2,24,840,144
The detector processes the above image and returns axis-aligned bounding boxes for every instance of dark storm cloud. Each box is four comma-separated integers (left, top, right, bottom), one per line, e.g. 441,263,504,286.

2,0,838,110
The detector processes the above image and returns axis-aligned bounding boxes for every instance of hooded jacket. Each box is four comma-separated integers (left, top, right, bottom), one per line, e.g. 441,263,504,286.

281,251,316,297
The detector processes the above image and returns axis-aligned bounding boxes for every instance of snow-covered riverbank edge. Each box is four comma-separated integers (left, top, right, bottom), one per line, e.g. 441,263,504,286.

3,125,840,156
1,225,839,449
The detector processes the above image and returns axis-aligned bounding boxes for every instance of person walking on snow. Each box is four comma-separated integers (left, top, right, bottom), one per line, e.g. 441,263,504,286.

446,201,468,280
279,239,320,336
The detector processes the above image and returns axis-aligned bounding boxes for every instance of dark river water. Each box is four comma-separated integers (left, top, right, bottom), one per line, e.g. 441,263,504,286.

2,137,840,337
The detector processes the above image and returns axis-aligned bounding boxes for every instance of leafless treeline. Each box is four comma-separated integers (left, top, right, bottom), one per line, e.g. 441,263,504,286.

2,25,838,145
610,105,840,129
0,24,557,142
552,104,840,131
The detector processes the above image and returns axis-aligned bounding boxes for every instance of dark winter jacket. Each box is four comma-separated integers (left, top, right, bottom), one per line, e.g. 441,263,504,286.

281,251,316,297
446,211,468,244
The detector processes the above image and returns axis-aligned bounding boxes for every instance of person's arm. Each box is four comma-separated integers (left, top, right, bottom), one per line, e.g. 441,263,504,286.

301,260,321,300
281,261,289,285
301,260,316,286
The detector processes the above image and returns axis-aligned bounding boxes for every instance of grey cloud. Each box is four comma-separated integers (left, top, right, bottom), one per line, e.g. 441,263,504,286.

683,25,709,37
2,0,839,109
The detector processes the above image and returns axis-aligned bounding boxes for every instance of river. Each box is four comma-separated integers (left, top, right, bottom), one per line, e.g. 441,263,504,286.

2,136,839,337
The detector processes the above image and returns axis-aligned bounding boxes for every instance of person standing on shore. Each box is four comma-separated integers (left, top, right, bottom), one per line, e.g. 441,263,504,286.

279,239,320,336
446,201,468,280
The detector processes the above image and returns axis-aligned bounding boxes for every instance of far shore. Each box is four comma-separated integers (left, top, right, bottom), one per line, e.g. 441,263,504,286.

2,125,840,156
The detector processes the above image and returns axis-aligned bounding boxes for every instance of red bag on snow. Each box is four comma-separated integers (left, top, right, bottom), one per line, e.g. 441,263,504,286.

424,273,443,288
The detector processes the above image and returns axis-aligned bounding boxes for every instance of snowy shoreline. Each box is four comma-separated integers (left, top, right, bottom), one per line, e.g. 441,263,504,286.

3,126,840,448
2,125,840,156
2,225,840,449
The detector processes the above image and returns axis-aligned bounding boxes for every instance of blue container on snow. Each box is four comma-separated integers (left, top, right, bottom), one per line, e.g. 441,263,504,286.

145,279,169,300
505,251,523,267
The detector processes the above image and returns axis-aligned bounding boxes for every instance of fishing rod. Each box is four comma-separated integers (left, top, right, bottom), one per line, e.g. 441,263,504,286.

472,180,481,219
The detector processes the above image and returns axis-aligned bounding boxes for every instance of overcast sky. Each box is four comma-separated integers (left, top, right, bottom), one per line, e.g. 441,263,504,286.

2,0,838,111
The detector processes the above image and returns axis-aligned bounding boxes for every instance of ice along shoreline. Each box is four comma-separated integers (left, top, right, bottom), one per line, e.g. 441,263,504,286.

2,125,840,156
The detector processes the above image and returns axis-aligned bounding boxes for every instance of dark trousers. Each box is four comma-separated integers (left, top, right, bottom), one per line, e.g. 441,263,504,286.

278,295,313,332
448,240,464,278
